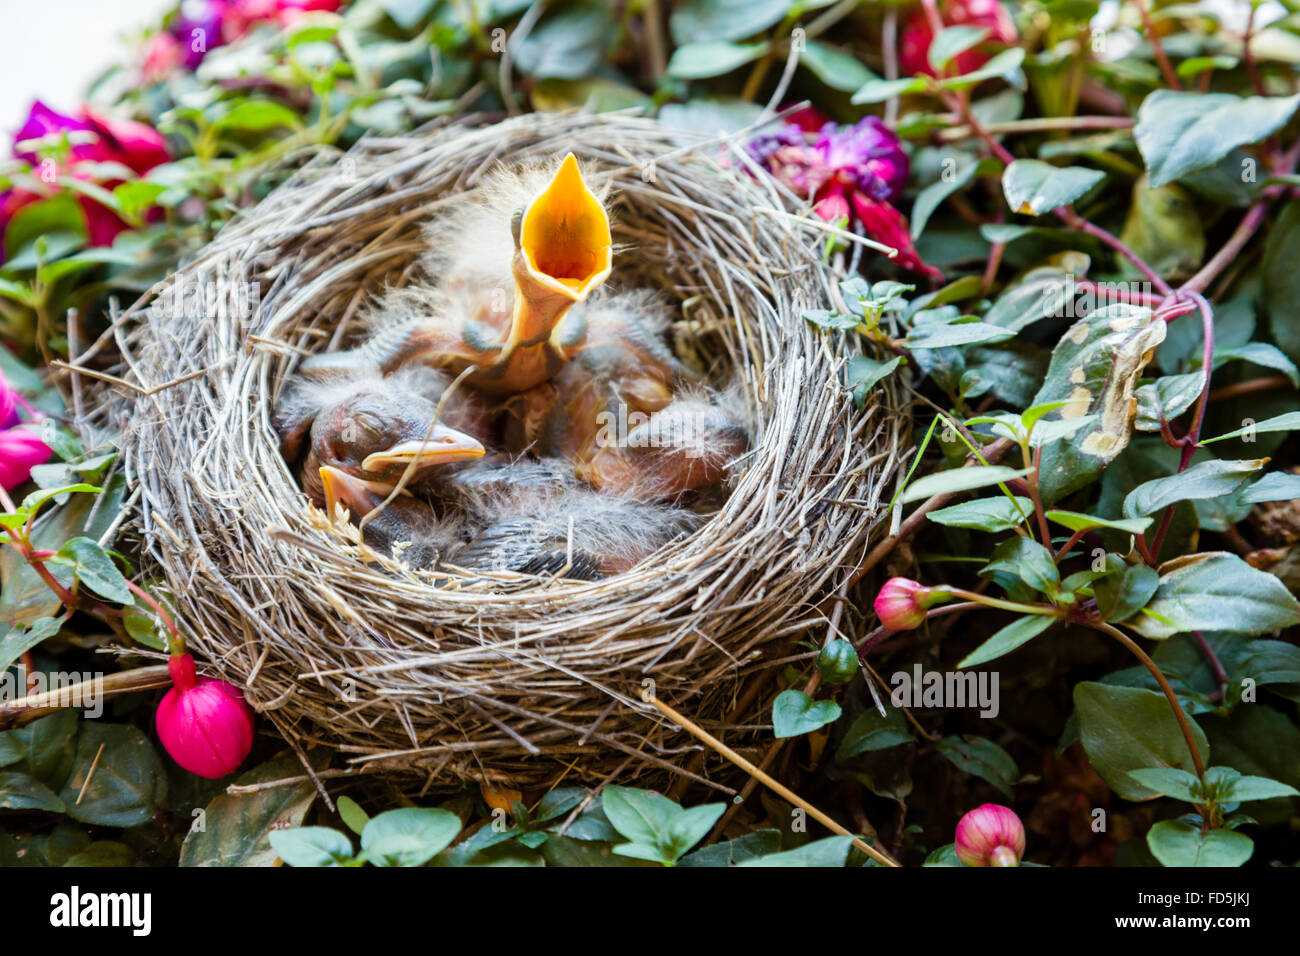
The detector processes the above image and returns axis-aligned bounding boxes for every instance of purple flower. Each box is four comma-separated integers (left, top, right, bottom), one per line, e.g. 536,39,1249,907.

814,116,909,205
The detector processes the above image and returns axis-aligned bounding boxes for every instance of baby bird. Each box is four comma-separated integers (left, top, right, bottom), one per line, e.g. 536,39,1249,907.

301,153,613,396
273,364,489,510
439,457,699,579
504,289,692,460
576,389,752,501
318,465,470,569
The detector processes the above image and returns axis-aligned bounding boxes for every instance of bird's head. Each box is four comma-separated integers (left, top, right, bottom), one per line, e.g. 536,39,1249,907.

313,388,486,487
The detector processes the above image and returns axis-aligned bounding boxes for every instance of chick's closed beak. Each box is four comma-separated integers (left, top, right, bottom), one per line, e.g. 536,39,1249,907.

360,424,486,473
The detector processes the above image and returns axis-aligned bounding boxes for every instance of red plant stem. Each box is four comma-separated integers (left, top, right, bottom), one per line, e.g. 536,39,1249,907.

1192,629,1230,692
1208,375,1293,402
1073,279,1166,307
1243,3,1263,96
125,579,183,654
1028,444,1053,547
1055,528,1089,562
1133,0,1182,90
1094,622,1205,779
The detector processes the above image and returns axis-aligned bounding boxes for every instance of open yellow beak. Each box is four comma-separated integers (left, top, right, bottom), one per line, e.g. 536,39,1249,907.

319,465,393,521
517,153,612,303
359,425,486,473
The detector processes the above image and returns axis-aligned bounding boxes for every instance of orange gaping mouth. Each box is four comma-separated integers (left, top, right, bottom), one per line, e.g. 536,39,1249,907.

519,153,612,301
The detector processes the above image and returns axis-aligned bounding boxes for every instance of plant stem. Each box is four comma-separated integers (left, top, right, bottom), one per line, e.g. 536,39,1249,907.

943,588,1061,616
1093,621,1205,779
1133,0,1182,90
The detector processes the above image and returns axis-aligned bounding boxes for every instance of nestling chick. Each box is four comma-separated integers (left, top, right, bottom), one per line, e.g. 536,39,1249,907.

274,364,489,509
300,153,613,396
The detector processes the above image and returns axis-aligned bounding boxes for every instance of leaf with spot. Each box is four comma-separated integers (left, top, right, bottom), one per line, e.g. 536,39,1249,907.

1030,304,1167,503
1002,159,1105,215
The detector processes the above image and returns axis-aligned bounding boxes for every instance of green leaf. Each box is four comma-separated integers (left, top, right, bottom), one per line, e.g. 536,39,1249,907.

57,723,167,827
803,309,860,330
13,710,78,791
1201,410,1300,445
19,484,101,513
53,536,133,605
911,157,979,238
980,535,1059,594
1002,159,1104,216
1122,458,1266,517
771,689,841,739
1135,90,1300,188
1097,563,1161,624
835,705,913,762
935,735,1019,796
678,830,780,866
0,772,66,812
1045,510,1153,535
905,317,1014,349
1213,343,1300,388
211,100,303,133
800,40,876,92
1146,820,1252,867
1215,770,1300,802
939,47,1026,90
509,0,614,80
0,616,65,676
1074,682,1210,800
666,41,769,79
923,843,963,866
927,495,1033,532
1129,552,1300,638
928,25,991,72
601,786,725,865
899,465,1031,505
1134,372,1205,432
736,835,855,867
1263,200,1300,366
1127,767,1200,802
360,807,461,867
958,614,1056,668
1239,471,1300,504
179,752,324,867
270,827,356,867
845,355,902,409
1119,177,1205,279
851,76,926,104
669,0,792,44
1031,304,1166,502
337,795,370,836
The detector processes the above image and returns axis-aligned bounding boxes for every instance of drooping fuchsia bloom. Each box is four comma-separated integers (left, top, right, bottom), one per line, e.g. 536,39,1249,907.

0,371,51,491
955,803,1026,867
746,116,941,279
900,0,1019,78
155,651,256,779
1,101,171,257
873,576,950,631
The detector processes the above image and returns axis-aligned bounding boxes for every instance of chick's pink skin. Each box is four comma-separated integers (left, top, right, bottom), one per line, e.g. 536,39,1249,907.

156,653,255,779
955,803,1026,867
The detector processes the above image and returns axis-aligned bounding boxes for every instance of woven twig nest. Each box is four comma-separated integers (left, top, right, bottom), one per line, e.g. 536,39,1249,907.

83,111,905,793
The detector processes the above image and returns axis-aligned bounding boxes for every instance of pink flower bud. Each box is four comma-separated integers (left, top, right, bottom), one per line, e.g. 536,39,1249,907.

955,803,1025,867
156,652,255,779
873,576,947,631
0,426,52,491
0,371,18,430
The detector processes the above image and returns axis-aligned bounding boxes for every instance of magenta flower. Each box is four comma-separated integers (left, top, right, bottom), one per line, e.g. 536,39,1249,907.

0,371,19,431
170,0,344,68
1,101,171,260
955,803,1026,867
156,652,256,779
747,116,941,279
0,427,52,492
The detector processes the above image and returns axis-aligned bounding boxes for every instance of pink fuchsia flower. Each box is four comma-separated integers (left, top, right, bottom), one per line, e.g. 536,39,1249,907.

142,32,187,83
900,0,1019,78
2,101,171,258
955,803,1026,867
0,427,52,491
0,371,20,430
873,576,950,631
747,116,941,279
155,652,255,779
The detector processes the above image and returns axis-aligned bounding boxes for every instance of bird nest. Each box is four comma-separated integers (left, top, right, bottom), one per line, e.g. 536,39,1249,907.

79,111,906,794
